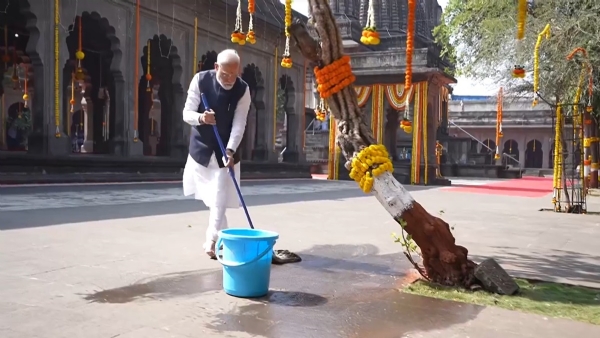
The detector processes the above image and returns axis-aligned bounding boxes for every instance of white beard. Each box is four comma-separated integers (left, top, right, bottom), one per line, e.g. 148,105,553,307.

217,77,234,90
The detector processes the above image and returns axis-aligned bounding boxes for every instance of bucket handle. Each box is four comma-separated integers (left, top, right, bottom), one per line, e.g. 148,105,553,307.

215,237,275,268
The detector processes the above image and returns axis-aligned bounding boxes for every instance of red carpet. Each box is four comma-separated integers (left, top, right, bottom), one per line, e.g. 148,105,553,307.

444,177,553,197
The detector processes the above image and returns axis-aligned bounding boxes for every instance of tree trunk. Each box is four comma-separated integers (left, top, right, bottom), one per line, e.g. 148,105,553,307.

290,0,476,287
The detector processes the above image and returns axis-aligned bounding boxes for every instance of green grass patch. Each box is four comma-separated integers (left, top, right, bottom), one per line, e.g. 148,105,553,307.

404,279,600,325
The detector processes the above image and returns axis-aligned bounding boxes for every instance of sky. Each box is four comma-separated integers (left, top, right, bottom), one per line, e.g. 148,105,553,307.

280,0,494,96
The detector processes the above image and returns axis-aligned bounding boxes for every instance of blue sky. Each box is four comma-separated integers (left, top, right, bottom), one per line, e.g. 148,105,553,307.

279,0,495,96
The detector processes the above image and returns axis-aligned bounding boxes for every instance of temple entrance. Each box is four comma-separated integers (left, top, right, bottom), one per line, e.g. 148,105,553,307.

479,139,496,165
1,0,34,151
525,139,543,168
63,12,115,154
240,64,265,160
138,34,178,156
502,139,520,166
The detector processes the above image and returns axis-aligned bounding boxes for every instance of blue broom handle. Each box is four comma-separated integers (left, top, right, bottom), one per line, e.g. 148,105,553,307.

200,93,254,229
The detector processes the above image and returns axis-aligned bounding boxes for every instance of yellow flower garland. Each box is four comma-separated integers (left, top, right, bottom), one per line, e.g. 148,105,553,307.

532,24,550,106
281,0,293,68
516,0,527,40
349,144,394,193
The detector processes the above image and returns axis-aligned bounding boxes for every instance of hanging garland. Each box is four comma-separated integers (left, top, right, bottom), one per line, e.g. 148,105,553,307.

314,55,355,99
75,16,85,81
516,0,527,40
231,0,246,45
315,98,327,122
360,0,380,45
494,87,503,160
405,0,416,90
281,0,293,68
532,24,550,106
22,64,29,107
567,47,593,112
146,40,152,92
349,144,393,193
246,0,256,44
69,72,75,113
54,0,61,137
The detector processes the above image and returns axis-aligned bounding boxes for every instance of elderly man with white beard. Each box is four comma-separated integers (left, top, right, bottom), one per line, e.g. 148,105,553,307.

182,49,251,259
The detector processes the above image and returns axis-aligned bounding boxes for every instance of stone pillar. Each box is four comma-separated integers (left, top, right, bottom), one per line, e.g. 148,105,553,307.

426,78,441,183
28,0,70,155
109,72,126,156
81,94,94,153
283,89,300,163
252,68,272,161
169,84,187,159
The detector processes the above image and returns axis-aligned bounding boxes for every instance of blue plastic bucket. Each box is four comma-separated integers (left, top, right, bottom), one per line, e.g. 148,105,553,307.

216,228,279,298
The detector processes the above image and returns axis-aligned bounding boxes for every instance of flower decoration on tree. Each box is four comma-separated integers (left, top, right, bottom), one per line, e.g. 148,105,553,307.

405,0,416,90
512,65,525,78
532,24,550,106
360,0,380,45
314,55,355,99
516,0,527,40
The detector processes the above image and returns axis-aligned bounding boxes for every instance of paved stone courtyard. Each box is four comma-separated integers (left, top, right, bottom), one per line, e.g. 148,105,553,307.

1,179,599,337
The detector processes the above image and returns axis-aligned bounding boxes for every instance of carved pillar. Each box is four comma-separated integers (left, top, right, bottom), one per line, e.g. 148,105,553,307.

109,72,126,155
252,88,268,161
426,78,441,183
169,84,187,159
81,94,94,153
283,90,300,163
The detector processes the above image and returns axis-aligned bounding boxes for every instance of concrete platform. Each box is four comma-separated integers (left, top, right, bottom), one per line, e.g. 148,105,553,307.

1,179,599,337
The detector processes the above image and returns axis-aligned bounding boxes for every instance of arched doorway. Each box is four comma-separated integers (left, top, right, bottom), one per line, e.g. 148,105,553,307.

479,139,496,165
503,139,520,166
525,139,543,168
63,12,123,154
138,34,183,156
1,0,37,152
241,64,265,161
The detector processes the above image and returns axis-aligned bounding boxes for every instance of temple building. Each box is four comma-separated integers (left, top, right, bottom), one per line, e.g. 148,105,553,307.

0,0,310,169
306,0,453,184
448,95,558,169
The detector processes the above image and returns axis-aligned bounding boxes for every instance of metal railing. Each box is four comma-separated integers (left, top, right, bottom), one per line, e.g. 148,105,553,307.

448,120,522,168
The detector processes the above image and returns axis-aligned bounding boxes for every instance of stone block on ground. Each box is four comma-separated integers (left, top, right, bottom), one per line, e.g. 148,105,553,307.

474,258,520,295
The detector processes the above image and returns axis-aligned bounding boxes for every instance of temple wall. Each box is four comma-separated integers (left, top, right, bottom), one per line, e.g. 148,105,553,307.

19,0,307,161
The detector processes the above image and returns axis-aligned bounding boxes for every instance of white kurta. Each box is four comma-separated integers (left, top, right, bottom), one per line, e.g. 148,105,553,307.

182,72,251,209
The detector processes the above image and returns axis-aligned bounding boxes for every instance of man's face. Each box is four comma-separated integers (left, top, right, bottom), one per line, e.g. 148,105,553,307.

215,62,239,90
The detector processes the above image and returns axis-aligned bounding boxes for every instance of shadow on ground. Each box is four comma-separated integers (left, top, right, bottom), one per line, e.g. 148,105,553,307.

82,244,483,337
471,246,600,289
0,180,439,230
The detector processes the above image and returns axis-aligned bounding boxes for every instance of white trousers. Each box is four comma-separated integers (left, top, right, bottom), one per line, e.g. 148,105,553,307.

204,206,228,251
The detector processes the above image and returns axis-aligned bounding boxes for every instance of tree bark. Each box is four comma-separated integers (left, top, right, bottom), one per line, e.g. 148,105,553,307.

291,0,476,287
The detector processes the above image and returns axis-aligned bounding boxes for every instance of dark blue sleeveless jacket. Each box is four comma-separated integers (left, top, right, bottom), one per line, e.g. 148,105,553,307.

189,70,248,168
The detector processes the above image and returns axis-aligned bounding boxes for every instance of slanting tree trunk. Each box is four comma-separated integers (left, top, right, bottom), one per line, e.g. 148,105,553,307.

290,0,476,287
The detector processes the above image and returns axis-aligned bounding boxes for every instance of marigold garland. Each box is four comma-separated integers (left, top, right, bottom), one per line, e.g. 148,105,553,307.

360,0,380,45
281,0,293,68
405,0,416,90
516,0,527,40
231,0,246,45
349,144,394,193
532,24,550,106
246,0,256,44
495,87,503,160
567,47,594,112
400,118,412,134
314,55,356,99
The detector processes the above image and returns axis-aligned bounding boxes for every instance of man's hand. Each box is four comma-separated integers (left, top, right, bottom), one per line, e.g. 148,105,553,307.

224,149,235,168
199,110,216,125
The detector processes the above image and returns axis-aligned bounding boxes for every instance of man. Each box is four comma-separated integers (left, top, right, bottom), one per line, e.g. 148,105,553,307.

182,49,251,259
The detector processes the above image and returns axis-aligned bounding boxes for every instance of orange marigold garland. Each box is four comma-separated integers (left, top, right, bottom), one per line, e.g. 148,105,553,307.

314,55,356,99
246,0,256,44
405,0,416,90
360,0,380,45
315,98,327,122
516,0,527,40
281,0,293,68
231,0,246,45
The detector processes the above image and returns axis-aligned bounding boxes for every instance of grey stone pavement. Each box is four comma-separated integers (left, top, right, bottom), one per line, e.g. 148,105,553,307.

1,178,599,338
